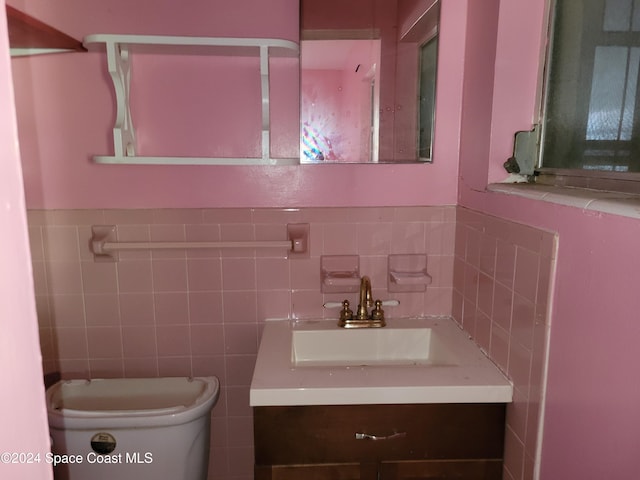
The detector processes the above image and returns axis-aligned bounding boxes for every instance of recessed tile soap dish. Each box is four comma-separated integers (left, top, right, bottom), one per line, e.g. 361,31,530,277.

388,254,432,293
321,255,360,293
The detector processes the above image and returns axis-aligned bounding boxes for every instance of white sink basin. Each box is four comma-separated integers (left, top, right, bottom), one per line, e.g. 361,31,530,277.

250,317,513,406
291,324,456,367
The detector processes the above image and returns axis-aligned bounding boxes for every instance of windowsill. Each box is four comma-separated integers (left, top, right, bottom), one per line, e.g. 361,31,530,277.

487,183,640,220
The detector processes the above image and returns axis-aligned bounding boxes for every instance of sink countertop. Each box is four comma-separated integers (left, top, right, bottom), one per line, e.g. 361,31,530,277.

250,317,513,406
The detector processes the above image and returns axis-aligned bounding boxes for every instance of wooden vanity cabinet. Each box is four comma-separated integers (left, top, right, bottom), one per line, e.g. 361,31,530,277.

254,403,506,480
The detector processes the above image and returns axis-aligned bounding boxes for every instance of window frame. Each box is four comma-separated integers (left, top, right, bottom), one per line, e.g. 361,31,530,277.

536,0,640,192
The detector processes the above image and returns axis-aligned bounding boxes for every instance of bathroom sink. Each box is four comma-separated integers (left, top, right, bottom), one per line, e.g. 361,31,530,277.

250,317,514,406
291,323,456,367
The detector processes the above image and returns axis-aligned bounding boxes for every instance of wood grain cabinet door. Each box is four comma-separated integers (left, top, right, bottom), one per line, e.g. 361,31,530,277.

255,462,376,480
254,404,506,480
378,460,503,480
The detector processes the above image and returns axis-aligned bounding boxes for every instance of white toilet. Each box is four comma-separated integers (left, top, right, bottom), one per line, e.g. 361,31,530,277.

46,376,219,480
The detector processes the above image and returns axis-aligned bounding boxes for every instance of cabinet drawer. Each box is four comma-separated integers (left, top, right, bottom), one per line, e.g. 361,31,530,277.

254,404,505,465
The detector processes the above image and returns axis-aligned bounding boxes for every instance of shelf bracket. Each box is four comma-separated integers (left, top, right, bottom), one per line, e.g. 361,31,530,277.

260,45,270,162
105,41,136,157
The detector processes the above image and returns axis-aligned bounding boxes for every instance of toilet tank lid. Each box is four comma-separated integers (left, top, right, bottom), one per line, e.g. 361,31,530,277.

46,376,219,416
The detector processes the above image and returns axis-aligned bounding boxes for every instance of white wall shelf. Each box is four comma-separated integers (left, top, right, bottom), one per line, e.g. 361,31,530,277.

83,34,299,166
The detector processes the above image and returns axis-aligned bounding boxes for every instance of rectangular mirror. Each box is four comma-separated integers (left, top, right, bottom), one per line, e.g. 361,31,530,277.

300,0,440,164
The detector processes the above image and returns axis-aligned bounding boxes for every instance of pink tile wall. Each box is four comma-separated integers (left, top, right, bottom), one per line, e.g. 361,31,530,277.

29,205,455,480
452,206,556,480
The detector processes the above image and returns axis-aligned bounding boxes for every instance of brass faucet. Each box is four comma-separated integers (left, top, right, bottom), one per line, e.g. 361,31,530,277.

338,276,386,328
355,275,372,320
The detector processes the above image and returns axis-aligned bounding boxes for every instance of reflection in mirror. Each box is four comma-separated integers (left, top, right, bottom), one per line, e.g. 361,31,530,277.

300,0,440,164
419,36,438,160
301,39,381,162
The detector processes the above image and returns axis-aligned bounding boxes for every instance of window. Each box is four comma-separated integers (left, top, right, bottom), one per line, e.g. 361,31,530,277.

539,0,640,191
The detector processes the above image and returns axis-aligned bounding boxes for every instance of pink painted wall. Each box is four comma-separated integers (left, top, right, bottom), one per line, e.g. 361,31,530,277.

10,0,461,209
0,2,52,479
458,0,640,478
458,0,499,193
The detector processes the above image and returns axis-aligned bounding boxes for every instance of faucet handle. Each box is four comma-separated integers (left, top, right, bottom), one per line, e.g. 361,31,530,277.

325,299,399,309
324,300,354,320
380,299,400,307
339,300,353,321
370,300,384,321
323,301,344,309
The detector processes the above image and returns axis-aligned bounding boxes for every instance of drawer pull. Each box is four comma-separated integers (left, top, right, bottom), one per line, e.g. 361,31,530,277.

355,431,407,441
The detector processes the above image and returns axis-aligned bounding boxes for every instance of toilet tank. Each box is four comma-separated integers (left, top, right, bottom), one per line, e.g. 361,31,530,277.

47,376,219,480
